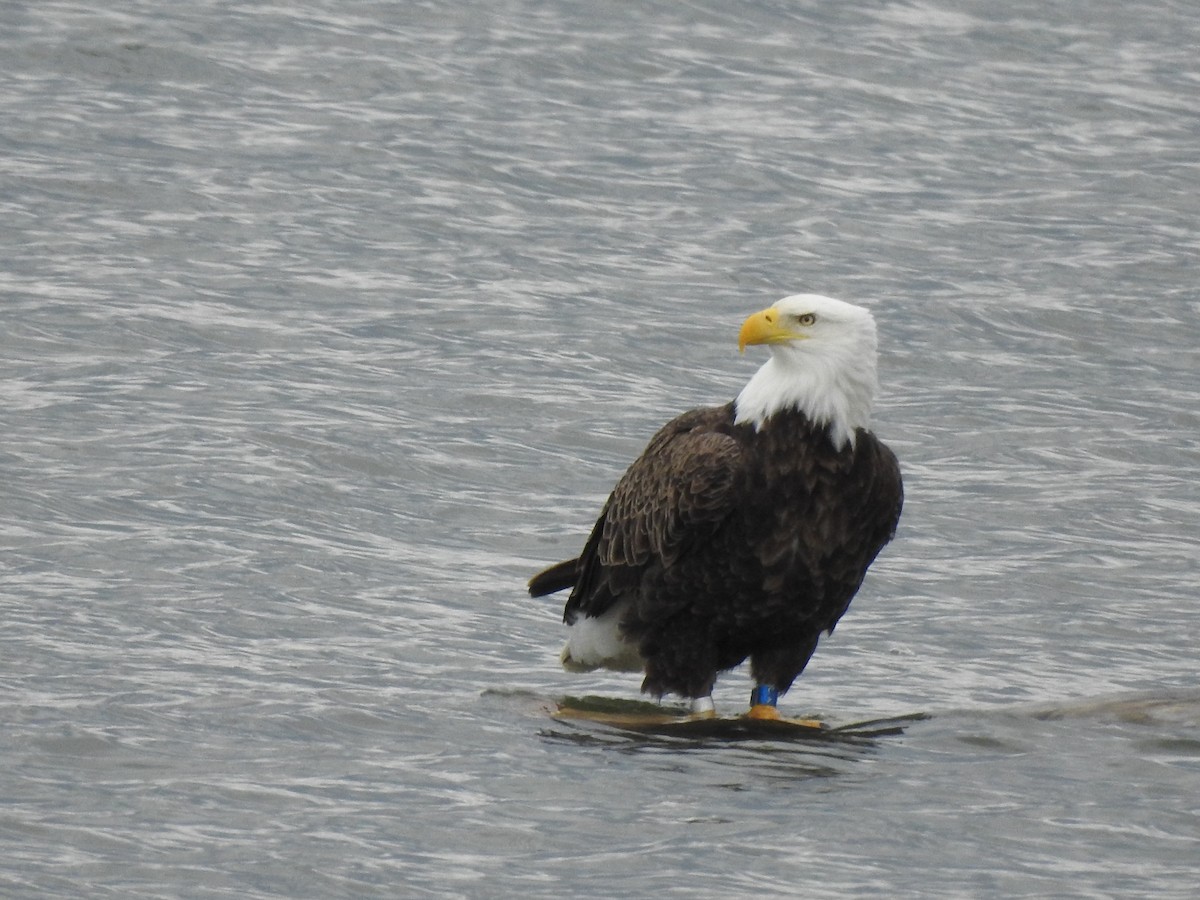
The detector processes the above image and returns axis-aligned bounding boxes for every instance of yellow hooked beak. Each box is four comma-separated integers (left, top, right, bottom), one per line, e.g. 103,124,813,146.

738,306,806,353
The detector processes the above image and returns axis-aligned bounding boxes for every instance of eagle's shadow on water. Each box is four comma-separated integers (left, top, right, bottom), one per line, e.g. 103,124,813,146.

531,693,929,771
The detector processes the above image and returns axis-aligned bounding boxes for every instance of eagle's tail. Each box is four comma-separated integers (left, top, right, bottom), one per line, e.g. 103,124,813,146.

527,558,578,597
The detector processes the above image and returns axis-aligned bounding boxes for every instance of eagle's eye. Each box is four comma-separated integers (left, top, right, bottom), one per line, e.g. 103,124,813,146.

796,313,816,326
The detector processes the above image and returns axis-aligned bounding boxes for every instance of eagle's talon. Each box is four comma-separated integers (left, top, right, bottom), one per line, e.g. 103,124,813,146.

746,704,783,721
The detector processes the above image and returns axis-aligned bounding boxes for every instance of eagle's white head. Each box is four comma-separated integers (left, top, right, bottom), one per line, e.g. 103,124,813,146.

733,294,880,450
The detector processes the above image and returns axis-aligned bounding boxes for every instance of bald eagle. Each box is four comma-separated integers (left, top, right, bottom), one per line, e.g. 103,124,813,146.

528,295,902,718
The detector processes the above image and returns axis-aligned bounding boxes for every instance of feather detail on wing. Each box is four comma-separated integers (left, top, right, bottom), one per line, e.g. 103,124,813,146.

565,405,742,623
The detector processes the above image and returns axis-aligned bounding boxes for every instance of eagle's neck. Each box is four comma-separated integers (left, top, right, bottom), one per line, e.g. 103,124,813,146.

733,349,877,451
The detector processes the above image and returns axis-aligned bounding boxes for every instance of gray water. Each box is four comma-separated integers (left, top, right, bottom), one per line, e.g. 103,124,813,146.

3,1,1199,896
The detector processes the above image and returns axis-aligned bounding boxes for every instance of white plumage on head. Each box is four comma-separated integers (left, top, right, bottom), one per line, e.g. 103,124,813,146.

734,294,879,450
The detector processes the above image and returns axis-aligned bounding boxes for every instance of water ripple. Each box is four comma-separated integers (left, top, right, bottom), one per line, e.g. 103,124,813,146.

3,1,1199,897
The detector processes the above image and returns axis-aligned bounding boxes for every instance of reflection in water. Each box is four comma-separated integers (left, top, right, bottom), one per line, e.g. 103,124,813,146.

496,688,928,780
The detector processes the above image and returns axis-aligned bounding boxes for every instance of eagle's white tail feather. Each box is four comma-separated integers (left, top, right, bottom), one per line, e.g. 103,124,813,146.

560,602,643,673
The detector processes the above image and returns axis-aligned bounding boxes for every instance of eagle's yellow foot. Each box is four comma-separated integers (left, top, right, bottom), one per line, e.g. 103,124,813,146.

746,703,783,720
746,684,781,720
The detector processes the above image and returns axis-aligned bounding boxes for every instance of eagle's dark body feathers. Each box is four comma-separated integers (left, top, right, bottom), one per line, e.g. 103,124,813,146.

530,401,902,700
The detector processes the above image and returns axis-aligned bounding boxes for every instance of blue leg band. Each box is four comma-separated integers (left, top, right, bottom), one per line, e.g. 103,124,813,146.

751,685,779,707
